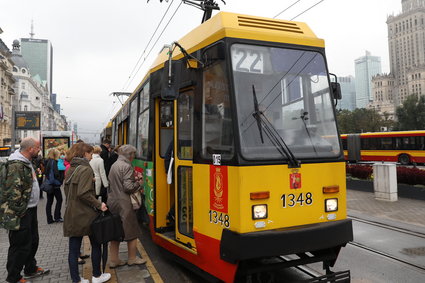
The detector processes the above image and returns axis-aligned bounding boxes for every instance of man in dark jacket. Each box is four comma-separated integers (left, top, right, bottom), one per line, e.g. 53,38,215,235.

100,139,111,176
2,138,50,283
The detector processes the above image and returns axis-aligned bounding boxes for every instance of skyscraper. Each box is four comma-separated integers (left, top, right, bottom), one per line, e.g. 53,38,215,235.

20,38,53,94
386,0,425,105
336,76,356,111
354,51,382,108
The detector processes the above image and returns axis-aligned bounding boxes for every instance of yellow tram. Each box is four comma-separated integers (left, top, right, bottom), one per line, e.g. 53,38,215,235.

108,10,353,282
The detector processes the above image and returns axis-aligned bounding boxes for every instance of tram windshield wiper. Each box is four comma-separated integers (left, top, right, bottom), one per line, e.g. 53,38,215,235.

251,84,300,168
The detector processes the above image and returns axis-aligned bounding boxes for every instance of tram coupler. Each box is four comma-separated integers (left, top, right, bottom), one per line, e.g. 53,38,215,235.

303,270,350,282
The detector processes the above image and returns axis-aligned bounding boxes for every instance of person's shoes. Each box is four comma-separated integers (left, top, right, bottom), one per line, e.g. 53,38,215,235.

92,273,111,283
127,256,147,266
79,278,89,283
24,267,50,278
18,278,32,283
109,259,127,268
78,259,86,264
47,219,54,224
79,254,90,259
55,218,64,222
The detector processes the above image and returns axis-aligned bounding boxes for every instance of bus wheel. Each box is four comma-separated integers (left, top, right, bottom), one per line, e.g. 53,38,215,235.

398,154,410,165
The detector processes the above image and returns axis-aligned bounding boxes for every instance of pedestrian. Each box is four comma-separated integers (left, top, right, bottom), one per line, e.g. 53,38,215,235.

63,142,111,283
64,149,72,173
108,145,120,168
107,144,146,268
3,137,50,283
100,139,111,176
58,150,66,181
90,146,109,203
32,153,44,199
44,148,64,224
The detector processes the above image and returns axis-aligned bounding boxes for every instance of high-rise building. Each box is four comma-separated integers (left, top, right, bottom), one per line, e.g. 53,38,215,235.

20,38,53,94
354,51,382,108
386,0,425,106
336,76,356,111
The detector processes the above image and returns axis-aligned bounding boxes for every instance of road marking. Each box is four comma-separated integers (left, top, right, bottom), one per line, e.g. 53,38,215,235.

137,239,164,283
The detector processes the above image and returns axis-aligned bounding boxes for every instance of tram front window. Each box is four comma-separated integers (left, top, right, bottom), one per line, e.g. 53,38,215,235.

231,44,341,161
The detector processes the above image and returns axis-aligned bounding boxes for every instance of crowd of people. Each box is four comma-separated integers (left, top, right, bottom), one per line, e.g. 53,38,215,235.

0,138,146,283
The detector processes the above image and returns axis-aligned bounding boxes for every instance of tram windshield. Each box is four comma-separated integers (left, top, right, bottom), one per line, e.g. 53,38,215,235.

231,43,341,161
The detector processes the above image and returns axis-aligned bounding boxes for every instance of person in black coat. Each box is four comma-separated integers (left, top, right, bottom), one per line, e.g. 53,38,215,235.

44,148,64,224
100,139,111,176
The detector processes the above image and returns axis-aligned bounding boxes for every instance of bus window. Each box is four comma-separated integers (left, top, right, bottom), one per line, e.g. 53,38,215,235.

381,137,392,150
202,60,234,160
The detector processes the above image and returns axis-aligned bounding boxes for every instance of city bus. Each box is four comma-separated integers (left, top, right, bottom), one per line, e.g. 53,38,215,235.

341,130,425,165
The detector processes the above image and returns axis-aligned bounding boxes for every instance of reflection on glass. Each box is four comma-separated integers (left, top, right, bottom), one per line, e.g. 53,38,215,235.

232,43,340,160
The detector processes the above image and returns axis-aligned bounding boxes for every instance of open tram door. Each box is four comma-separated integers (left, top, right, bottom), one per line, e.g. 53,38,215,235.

155,89,196,251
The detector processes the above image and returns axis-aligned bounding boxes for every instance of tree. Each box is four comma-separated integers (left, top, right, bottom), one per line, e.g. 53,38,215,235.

395,94,425,130
336,108,391,133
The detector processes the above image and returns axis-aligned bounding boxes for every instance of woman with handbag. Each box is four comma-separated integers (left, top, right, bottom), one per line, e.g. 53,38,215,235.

107,144,146,268
63,142,111,283
44,148,64,224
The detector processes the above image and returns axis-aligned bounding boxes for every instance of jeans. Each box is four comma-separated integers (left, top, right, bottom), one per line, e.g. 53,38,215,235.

6,207,39,283
68,236,102,282
46,186,63,223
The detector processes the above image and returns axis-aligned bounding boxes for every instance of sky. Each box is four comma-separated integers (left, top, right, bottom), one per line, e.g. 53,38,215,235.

0,0,402,143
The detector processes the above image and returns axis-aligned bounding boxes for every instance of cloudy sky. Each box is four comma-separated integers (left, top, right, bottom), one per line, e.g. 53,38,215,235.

1,0,402,143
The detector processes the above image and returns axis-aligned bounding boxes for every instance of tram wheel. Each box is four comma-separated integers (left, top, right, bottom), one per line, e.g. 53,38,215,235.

398,154,410,165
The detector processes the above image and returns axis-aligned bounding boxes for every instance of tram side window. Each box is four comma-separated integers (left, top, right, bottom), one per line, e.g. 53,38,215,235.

361,138,379,150
201,61,234,160
129,97,138,148
160,101,174,157
138,84,151,160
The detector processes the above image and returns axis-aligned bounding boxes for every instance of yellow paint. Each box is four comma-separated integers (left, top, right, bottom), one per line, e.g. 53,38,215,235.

137,240,164,283
360,150,425,157
193,162,347,240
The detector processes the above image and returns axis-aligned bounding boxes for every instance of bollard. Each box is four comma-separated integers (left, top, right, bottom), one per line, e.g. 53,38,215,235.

373,163,398,202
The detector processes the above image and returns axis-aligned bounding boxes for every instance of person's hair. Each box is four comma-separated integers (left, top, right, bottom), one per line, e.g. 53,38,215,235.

93,146,102,154
76,139,84,143
65,149,73,162
103,139,111,145
114,145,122,153
20,137,38,152
47,148,60,160
118,144,136,159
71,142,94,158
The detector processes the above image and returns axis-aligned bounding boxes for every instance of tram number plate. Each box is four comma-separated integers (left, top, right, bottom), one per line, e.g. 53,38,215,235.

281,192,313,208
209,210,230,228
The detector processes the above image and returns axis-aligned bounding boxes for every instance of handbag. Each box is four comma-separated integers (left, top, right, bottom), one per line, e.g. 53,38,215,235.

48,160,62,186
40,179,54,194
90,211,125,244
130,191,142,210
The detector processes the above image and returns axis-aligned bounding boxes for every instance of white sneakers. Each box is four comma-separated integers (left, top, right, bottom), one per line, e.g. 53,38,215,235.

92,273,111,283
79,278,89,283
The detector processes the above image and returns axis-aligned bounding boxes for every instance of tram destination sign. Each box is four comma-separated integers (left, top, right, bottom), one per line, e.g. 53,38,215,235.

15,111,41,130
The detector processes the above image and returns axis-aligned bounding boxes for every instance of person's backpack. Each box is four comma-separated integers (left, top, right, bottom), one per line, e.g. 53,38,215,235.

48,160,62,186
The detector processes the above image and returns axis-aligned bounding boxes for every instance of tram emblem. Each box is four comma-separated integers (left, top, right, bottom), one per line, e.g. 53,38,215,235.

210,165,228,213
290,170,301,189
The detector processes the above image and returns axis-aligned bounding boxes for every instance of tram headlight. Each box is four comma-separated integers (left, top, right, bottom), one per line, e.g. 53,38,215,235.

325,198,338,212
252,204,268,219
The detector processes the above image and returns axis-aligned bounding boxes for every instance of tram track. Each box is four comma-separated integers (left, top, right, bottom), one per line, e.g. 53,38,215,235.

348,216,425,273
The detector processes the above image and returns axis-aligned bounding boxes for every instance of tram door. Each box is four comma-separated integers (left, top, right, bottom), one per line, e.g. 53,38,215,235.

174,89,195,248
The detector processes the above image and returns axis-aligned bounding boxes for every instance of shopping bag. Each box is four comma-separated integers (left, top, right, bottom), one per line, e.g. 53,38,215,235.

90,211,124,244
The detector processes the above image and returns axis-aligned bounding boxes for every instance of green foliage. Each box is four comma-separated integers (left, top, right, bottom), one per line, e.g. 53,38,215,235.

336,108,394,133
395,94,425,130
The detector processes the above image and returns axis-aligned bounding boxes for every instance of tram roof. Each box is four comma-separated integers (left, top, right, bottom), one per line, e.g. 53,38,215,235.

150,11,324,73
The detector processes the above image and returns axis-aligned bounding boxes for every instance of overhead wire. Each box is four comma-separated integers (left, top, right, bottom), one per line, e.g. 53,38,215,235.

290,0,325,20
122,0,176,91
125,0,184,90
273,0,303,19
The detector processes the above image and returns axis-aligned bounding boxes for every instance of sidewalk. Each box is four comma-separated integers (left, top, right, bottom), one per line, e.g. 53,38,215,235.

0,195,153,283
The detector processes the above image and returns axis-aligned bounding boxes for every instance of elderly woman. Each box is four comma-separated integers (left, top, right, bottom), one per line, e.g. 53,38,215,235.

108,144,146,267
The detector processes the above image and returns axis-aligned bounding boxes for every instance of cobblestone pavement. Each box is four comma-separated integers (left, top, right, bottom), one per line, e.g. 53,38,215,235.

347,189,425,227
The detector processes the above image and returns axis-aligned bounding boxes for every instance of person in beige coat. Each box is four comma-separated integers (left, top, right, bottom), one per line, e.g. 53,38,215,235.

107,144,146,267
90,146,109,202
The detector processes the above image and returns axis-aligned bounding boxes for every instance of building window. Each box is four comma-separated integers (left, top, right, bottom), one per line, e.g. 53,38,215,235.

21,82,25,89
24,105,28,111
